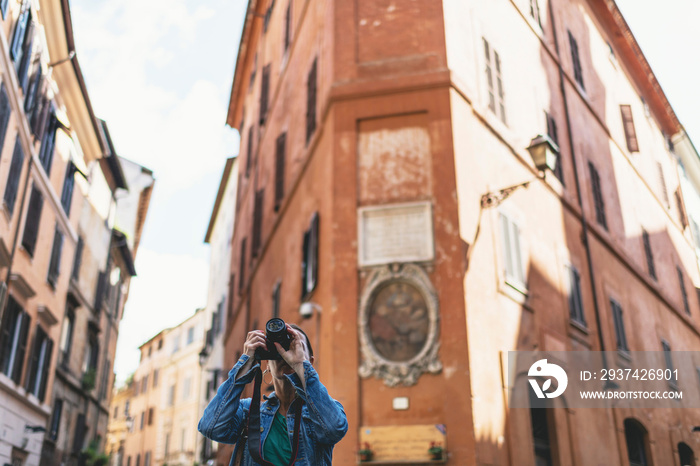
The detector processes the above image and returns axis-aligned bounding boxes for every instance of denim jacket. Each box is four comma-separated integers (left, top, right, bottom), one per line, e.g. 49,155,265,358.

198,355,348,466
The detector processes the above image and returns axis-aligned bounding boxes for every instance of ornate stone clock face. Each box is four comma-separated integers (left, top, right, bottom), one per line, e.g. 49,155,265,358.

368,281,430,362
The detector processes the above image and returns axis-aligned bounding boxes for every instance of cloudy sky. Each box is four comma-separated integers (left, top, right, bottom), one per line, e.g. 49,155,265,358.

68,0,700,385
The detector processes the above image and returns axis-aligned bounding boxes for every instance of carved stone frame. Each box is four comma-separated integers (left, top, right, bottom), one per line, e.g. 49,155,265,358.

358,263,442,386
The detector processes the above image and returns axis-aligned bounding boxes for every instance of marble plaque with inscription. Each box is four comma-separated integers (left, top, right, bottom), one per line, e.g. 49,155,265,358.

359,424,446,462
358,201,434,266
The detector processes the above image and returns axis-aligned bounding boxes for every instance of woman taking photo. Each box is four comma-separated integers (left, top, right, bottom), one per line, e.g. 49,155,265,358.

198,323,348,465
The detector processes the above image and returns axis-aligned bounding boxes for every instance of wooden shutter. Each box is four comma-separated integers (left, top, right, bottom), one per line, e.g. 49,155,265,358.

24,65,42,114
72,237,84,281
39,111,58,174
0,83,11,152
642,229,656,280
568,31,584,89
17,19,34,91
252,189,264,258
656,162,669,206
61,163,76,215
260,64,270,125
275,132,286,210
38,337,53,401
47,227,64,287
494,50,506,124
10,3,29,61
94,271,107,311
677,266,690,315
0,297,14,373
620,105,639,152
72,413,87,453
306,58,317,144
309,213,319,293
301,229,309,298
3,137,25,216
483,38,495,112
546,113,562,182
49,399,63,441
588,162,607,229
238,238,247,294
611,300,628,351
21,186,44,256
245,126,253,178
568,265,585,325
13,310,30,385
25,325,42,392
284,2,291,51
675,189,688,229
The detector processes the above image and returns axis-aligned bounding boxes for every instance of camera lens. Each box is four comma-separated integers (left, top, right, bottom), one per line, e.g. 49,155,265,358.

266,318,286,333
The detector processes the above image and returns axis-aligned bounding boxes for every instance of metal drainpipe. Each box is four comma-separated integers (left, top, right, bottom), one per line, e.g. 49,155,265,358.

546,1,610,361
0,152,34,324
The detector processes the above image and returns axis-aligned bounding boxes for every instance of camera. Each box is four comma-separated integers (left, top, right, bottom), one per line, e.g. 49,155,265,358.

254,318,292,360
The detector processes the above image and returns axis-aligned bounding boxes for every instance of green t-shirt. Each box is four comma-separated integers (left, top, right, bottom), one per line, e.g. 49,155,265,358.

262,411,292,466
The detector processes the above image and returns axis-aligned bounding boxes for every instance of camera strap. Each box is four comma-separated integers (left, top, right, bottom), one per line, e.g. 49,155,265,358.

247,366,302,466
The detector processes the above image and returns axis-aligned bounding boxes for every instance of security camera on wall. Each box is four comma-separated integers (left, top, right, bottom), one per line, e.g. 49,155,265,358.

299,302,321,319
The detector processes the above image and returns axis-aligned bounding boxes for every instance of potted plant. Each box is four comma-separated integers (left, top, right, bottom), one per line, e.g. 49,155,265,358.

82,368,97,391
428,441,444,460
358,442,373,462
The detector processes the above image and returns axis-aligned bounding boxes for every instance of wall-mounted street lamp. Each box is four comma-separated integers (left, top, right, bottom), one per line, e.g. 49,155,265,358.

198,348,209,368
481,134,560,209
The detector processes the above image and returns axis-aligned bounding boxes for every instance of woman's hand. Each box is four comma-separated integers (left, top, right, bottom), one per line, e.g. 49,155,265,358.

243,330,267,358
274,325,308,373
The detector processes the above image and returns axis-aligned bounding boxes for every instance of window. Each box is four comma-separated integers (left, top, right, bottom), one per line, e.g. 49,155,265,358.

678,443,694,466
568,30,584,90
662,340,678,390
157,339,163,350
165,433,170,458
499,212,525,288
620,105,639,153
24,65,41,116
3,137,25,217
141,375,148,394
238,237,247,294
675,189,688,229
187,327,194,345
245,126,253,178
153,369,159,388
272,281,281,319
140,412,145,430
588,162,607,230
483,38,506,124
529,391,554,465
529,0,542,27
21,185,44,257
144,452,151,466
275,132,286,211
38,110,58,175
135,455,140,466
168,384,175,406
249,53,257,92
9,4,30,64
691,218,700,250
0,296,31,384
284,2,292,52
641,229,656,281
16,11,34,92
252,189,264,258
82,332,98,376
301,213,319,299
25,325,53,402
47,226,64,288
61,163,76,215
263,0,274,32
677,267,690,315
49,399,63,442
72,413,87,454
260,64,270,125
0,83,11,152
624,419,648,466
306,58,317,144
567,265,585,326
148,407,154,426
71,237,84,281
610,299,629,353
59,305,75,366
172,335,180,354
545,112,562,182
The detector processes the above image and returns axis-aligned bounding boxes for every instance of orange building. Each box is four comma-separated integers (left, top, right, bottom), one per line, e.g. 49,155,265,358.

221,0,700,465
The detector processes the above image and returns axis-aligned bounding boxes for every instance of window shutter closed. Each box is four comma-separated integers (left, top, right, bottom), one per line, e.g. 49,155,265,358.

568,31,584,89
39,111,58,175
675,189,688,229
588,162,607,230
252,190,264,258
21,186,44,257
657,162,669,206
38,338,53,402
94,271,107,311
260,65,270,125
17,19,34,91
238,238,247,295
642,229,656,280
306,58,317,144
0,300,13,370
0,83,12,152
620,105,639,152
284,3,291,51
275,133,286,210
24,65,42,114
677,266,690,315
309,213,319,293
25,326,43,392
3,137,25,216
61,163,76,215
10,4,29,62
301,229,309,299
245,126,253,178
12,310,30,385
72,237,84,281
72,413,87,453
47,227,64,287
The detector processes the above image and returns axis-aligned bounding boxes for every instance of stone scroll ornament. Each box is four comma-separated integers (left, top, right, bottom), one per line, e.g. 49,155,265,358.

358,264,442,386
